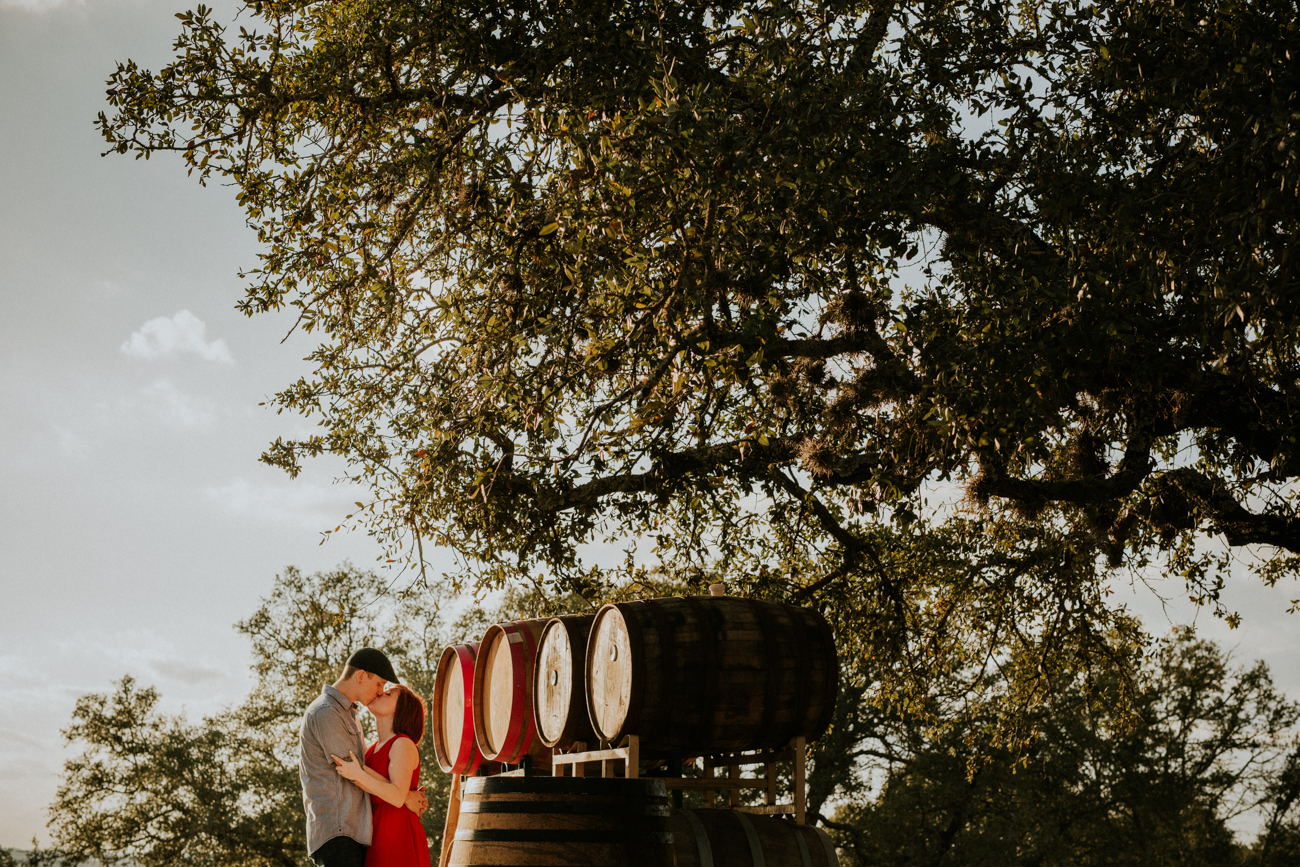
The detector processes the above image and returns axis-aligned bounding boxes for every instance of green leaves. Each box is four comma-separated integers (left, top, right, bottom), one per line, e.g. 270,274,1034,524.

101,0,1300,735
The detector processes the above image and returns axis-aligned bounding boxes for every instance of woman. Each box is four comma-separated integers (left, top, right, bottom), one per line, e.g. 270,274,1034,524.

333,684,431,867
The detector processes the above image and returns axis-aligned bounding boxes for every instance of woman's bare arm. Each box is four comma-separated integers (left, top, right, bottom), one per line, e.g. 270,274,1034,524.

332,739,420,809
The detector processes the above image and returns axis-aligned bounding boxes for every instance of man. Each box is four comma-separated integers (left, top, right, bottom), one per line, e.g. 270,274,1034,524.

300,647,429,867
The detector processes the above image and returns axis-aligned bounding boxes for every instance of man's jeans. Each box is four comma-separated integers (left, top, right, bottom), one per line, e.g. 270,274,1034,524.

311,835,367,867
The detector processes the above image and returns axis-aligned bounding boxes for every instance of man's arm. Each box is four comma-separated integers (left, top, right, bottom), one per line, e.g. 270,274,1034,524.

334,740,421,810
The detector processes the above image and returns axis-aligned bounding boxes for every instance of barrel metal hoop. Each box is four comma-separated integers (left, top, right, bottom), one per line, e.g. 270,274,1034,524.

619,603,646,744
682,808,714,867
680,595,719,748
813,825,839,866
794,825,812,867
453,642,482,774
786,605,811,741
458,800,672,817
732,809,766,867
560,614,595,746
455,828,675,844
514,621,540,762
503,624,529,762
750,599,782,747
643,597,678,747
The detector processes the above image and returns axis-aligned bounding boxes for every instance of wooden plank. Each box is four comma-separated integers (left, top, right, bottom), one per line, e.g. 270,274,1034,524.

552,746,630,765
660,777,781,790
734,804,797,815
703,755,715,807
437,773,460,867
699,750,795,765
552,735,639,779
793,735,806,826
625,734,639,779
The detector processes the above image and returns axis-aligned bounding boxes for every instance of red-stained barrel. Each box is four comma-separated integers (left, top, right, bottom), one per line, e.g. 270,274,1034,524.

432,642,486,774
472,618,552,766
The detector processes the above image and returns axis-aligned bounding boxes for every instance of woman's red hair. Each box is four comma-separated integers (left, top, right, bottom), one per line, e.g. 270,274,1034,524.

391,684,426,745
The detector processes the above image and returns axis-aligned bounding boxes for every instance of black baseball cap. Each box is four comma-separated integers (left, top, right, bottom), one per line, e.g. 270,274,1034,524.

346,647,399,684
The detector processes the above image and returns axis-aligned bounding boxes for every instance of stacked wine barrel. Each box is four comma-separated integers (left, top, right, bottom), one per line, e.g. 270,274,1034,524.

431,592,841,867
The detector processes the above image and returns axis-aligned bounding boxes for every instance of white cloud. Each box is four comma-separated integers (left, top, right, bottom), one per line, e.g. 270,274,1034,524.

121,310,234,364
140,379,215,428
48,633,243,701
203,476,357,529
149,659,228,686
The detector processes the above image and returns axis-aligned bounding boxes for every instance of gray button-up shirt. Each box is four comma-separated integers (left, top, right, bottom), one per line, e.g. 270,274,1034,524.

300,685,373,854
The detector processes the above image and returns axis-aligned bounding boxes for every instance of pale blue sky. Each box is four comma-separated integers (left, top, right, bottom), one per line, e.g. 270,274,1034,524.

1,0,1298,850
0,0,417,845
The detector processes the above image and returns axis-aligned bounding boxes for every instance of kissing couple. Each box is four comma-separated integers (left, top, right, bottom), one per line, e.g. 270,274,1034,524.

299,648,433,867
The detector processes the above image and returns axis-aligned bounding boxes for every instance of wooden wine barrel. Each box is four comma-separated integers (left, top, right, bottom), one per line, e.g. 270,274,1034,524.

533,614,600,749
670,808,839,867
472,618,552,764
449,775,675,867
585,596,838,753
432,642,486,774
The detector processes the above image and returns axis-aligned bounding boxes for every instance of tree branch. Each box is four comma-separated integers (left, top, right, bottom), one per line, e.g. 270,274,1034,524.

1151,468,1300,550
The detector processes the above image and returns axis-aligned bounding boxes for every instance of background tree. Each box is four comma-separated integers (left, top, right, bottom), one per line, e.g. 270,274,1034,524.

48,564,476,867
99,0,1300,731
822,629,1300,867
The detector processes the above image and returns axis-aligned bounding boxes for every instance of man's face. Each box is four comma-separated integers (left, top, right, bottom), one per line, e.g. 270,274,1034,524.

361,671,387,705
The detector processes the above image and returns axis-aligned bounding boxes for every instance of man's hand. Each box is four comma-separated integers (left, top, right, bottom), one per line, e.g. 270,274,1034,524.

405,785,429,816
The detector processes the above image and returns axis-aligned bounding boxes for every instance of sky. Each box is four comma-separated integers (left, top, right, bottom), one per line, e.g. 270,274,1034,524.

0,0,432,846
2,0,1300,852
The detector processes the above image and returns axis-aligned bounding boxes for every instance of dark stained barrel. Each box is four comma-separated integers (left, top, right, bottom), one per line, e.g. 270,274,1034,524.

670,808,839,867
473,618,552,765
432,642,486,774
533,614,599,749
585,596,838,753
448,775,675,867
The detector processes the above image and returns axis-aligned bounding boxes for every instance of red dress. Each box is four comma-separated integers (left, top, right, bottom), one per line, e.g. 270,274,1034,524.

364,734,431,867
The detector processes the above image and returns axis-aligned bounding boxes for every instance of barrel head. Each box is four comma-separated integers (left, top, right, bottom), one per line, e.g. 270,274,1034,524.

479,627,516,756
440,654,466,760
535,619,573,746
587,606,634,741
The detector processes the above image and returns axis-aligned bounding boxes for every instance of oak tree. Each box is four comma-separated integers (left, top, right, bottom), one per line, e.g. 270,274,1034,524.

100,0,1300,723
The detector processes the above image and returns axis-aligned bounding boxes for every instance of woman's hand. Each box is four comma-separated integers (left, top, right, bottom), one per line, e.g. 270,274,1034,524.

331,739,418,809
331,752,365,782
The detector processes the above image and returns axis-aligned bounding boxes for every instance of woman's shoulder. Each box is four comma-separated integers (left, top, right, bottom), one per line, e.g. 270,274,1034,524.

390,733,419,755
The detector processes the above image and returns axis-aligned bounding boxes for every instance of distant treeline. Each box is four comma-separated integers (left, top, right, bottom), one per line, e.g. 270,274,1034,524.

37,565,1300,867
0,846,106,866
